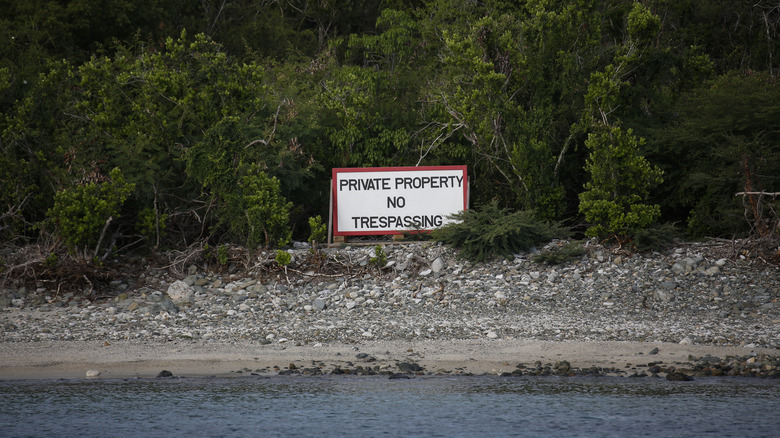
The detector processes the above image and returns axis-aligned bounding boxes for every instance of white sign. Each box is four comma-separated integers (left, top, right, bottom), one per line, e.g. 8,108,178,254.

332,166,468,235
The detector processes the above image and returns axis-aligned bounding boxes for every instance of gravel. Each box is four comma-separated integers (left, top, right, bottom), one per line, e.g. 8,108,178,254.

2,239,779,350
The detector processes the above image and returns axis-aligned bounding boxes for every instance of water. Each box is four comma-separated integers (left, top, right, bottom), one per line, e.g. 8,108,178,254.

1,375,778,437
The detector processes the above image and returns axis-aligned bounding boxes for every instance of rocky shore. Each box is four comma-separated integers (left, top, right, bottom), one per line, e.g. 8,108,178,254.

2,239,779,379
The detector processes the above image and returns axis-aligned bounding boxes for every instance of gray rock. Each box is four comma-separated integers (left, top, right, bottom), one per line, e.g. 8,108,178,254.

666,371,693,381
159,297,179,314
431,257,445,273
660,281,678,290
313,298,327,311
183,275,197,286
397,362,424,373
655,290,673,303
166,280,193,304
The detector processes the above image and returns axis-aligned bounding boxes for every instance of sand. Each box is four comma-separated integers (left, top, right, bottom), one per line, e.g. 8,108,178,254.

0,339,773,380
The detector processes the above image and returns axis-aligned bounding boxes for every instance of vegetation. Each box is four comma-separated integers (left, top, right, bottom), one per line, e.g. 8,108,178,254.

1,0,778,264
432,201,568,262
369,245,388,268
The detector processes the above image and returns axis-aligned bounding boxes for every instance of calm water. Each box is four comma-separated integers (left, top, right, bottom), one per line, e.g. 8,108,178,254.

1,375,778,437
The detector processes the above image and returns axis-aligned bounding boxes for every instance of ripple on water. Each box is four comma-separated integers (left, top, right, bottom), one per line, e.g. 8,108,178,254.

0,376,778,437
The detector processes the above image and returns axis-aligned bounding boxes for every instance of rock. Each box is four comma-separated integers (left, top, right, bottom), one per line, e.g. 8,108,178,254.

554,360,571,373
655,290,673,303
312,298,326,311
156,370,173,378
486,331,498,339
166,280,193,304
397,362,424,373
159,297,179,314
649,347,659,355
183,275,197,286
666,371,693,381
431,257,445,273
389,373,411,379
703,266,720,276
85,369,100,377
419,269,432,277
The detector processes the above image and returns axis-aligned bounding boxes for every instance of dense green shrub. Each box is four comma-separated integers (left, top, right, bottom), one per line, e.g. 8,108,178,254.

579,127,663,240
221,168,292,249
46,168,134,254
432,201,568,262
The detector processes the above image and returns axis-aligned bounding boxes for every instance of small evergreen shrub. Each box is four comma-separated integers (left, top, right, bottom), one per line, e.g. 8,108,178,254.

275,249,292,266
216,244,229,265
308,215,327,248
369,245,387,267
432,201,569,262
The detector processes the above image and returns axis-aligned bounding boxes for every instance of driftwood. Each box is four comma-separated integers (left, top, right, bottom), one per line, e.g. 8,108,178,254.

735,191,780,238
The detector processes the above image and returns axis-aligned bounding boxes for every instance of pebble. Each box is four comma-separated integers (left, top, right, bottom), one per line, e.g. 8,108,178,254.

0,240,778,352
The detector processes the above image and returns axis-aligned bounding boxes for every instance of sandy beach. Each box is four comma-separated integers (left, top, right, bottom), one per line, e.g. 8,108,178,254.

0,339,775,380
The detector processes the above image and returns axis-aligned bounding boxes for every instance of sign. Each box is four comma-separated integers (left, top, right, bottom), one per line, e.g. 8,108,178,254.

332,165,468,235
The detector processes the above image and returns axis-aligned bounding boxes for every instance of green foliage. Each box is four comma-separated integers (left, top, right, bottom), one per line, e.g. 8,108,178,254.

308,215,327,247
369,245,387,267
645,72,780,238
432,201,569,262
46,168,134,253
579,127,663,240
135,207,167,242
532,242,586,265
44,252,58,269
222,168,292,249
216,245,229,266
3,0,780,255
275,249,292,267
626,2,661,43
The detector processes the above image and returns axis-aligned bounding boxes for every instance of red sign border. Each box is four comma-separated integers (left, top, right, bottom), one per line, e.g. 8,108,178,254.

332,165,468,236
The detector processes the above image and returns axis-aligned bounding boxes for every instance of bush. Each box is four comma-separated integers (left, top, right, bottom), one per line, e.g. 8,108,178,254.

579,127,663,240
432,201,569,262
308,215,327,248
369,245,387,267
219,167,293,248
46,167,134,255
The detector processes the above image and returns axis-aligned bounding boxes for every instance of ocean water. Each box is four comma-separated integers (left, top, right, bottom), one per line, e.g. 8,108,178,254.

1,375,778,437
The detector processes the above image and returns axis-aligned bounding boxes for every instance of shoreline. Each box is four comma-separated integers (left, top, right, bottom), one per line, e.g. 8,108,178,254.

1,339,776,380
3,240,779,381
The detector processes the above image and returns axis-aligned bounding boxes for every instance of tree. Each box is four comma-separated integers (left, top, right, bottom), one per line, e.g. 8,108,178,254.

649,72,780,237
579,126,663,240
